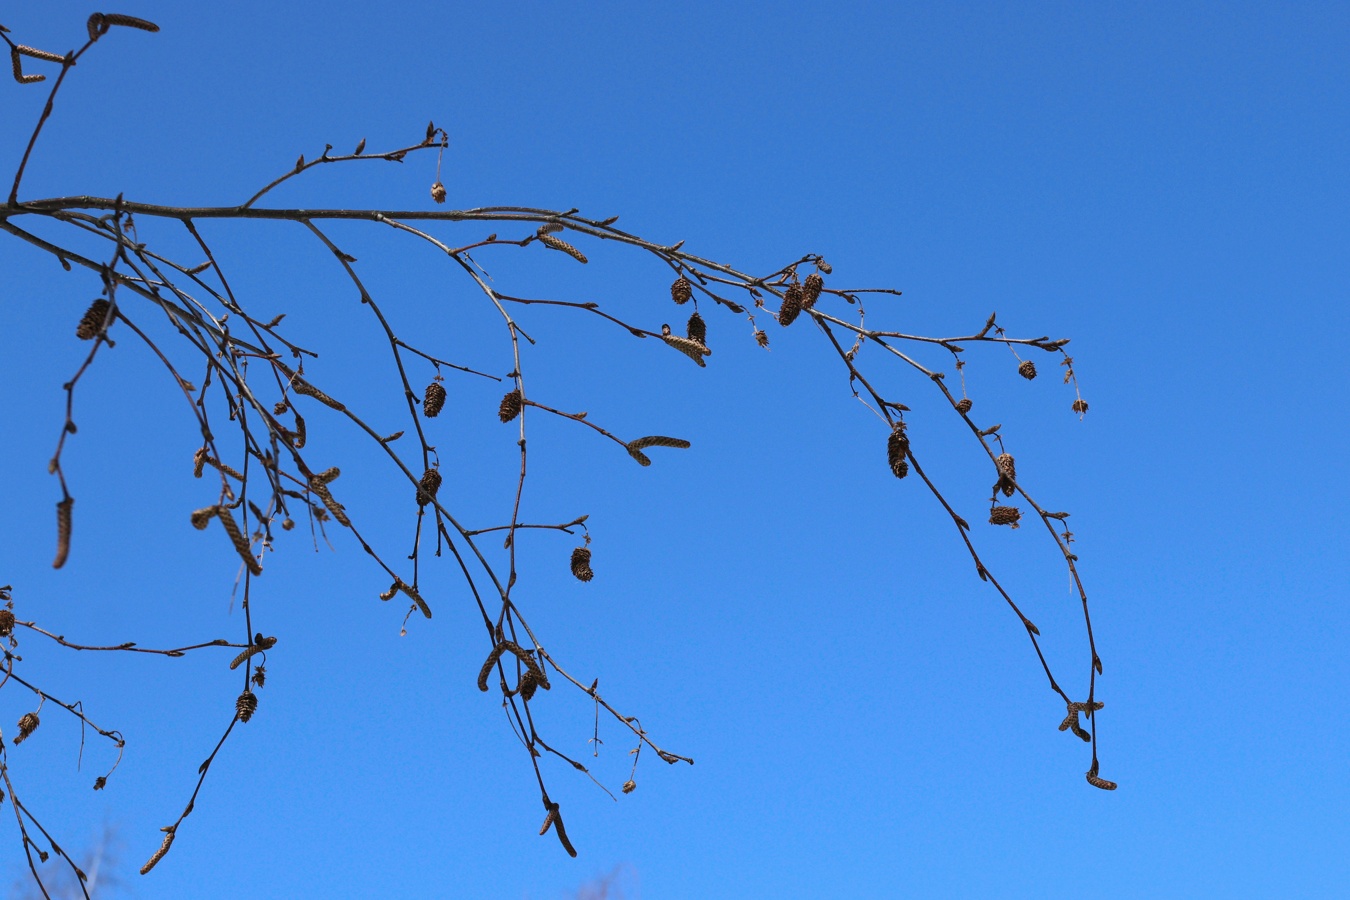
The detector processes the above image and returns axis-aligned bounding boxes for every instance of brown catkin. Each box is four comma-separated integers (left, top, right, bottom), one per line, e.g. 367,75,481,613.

886,424,910,479
956,398,972,414
1086,760,1118,791
989,505,1021,527
53,497,73,569
423,382,447,417
430,181,447,203
622,780,636,794
76,299,110,340
10,47,44,83
661,332,709,366
755,329,770,348
292,378,345,411
216,506,262,575
1018,359,1037,380
779,284,804,326
139,830,174,876
189,506,217,530
671,275,693,305
537,233,588,263
498,389,522,423
14,712,39,744
996,453,1016,497
417,468,443,506
0,609,14,637
16,45,67,64
570,547,594,582
1072,399,1089,414
236,690,258,723
229,635,276,670
802,272,824,309
686,311,707,346
101,13,160,31
628,435,692,452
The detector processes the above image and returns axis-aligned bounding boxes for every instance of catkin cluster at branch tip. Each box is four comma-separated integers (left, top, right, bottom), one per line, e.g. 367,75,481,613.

76,299,110,340
430,181,446,203
671,275,692,305
779,283,804,326
989,505,1021,527
53,497,73,569
417,468,442,506
14,712,39,745
0,609,14,638
956,398,972,414
803,272,824,309
537,233,588,264
887,424,910,479
499,389,523,422
686,311,706,346
570,547,593,582
1018,359,1037,380
424,381,447,417
236,690,258,723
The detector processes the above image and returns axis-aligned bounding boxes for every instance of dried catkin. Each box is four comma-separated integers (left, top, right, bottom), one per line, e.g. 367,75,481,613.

14,712,39,744
671,275,693,305
229,635,277,670
139,830,174,875
887,425,910,479
236,690,258,723
996,453,1017,497
570,547,594,582
190,506,217,530
779,284,804,326
661,332,709,367
686,311,707,346
1072,399,1089,414
430,181,447,203
53,498,73,569
1018,359,1038,380
291,378,345,411
417,468,442,506
15,45,67,64
802,272,824,309
755,329,770,348
627,435,692,452
216,506,262,575
537,233,588,263
622,780,637,794
498,389,523,422
0,609,14,637
1086,759,1117,791
989,505,1021,527
101,13,159,31
423,382,447,417
955,398,972,414
75,299,110,340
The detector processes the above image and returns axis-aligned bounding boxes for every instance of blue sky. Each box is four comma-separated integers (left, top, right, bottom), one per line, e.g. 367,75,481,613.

1,2,1348,897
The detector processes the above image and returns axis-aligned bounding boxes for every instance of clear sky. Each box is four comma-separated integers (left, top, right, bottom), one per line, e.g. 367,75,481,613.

2,2,1348,898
